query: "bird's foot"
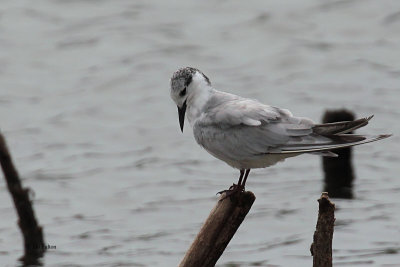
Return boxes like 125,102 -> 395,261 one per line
217,183 -> 245,200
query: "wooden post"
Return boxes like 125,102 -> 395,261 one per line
310,192 -> 335,267
322,109 -> 355,198
0,133 -> 45,265
179,191 -> 255,267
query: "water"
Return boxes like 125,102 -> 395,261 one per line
0,0 -> 399,266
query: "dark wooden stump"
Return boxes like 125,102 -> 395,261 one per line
179,191 -> 255,267
0,133 -> 45,265
322,109 -> 355,198
310,192 -> 335,267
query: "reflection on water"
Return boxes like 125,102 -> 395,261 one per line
0,0 -> 399,266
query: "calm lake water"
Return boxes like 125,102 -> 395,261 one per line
0,0 -> 399,266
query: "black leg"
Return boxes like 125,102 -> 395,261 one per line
237,169 -> 245,186
241,169 -> 251,188
217,169 -> 246,197
217,169 -> 249,200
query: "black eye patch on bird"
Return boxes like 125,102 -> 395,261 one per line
185,76 -> 192,87
179,88 -> 187,97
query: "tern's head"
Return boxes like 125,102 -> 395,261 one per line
170,67 -> 211,132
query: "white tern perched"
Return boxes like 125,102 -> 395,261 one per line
170,67 -> 391,195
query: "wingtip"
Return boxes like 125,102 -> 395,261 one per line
378,134 -> 392,139
366,115 -> 374,121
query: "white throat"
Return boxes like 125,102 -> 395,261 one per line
186,72 -> 214,127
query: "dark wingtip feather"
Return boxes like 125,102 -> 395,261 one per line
313,115 -> 375,135
377,134 -> 392,139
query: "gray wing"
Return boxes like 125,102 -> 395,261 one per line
194,92 -> 385,159
194,92 -> 315,158
200,91 -> 313,128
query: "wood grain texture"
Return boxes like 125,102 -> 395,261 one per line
310,192 -> 335,267
179,191 -> 255,267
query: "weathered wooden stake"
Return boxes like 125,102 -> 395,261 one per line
179,191 -> 255,267
0,132 -> 45,265
310,192 -> 335,267
322,109 -> 355,198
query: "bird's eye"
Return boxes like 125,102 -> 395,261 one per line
179,88 -> 187,97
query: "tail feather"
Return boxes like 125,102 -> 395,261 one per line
275,134 -> 391,154
312,115 -> 373,135
310,151 -> 338,157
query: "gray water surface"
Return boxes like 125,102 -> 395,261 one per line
0,0 -> 399,266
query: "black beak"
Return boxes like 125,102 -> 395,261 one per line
178,101 -> 187,132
